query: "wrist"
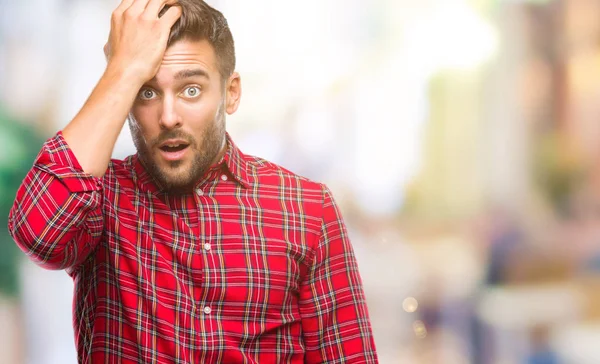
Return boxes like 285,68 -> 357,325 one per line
104,61 -> 147,89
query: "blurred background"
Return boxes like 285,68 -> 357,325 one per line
3,0 -> 600,362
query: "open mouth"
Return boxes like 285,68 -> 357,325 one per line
160,144 -> 189,152
158,142 -> 190,161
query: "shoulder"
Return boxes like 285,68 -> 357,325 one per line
243,153 -> 325,195
240,153 -> 343,214
103,156 -> 136,189
106,156 -> 132,176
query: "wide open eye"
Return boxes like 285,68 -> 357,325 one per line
182,86 -> 201,99
138,88 -> 157,100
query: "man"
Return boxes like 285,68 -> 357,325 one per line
9,0 -> 378,363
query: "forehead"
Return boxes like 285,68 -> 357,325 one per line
155,39 -> 219,81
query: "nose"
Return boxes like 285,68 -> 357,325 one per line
159,95 -> 182,130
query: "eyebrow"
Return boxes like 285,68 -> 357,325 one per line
174,69 -> 210,80
145,68 -> 210,86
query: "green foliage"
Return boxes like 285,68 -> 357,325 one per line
0,106 -> 44,297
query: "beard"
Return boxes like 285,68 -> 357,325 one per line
128,104 -> 226,194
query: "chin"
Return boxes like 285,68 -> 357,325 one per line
161,167 -> 192,183
161,176 -> 196,194
149,162 -> 191,189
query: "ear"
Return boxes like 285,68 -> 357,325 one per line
225,72 -> 241,115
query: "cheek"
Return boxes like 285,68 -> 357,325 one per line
131,105 -> 160,136
179,100 -> 220,127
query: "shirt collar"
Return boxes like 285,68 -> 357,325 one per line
221,132 -> 251,189
131,132 -> 251,195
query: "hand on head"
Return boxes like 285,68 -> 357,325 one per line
104,0 -> 182,83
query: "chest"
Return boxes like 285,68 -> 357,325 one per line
99,186 -> 317,308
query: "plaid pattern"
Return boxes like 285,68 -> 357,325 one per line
9,132 -> 378,363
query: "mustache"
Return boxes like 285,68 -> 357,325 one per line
152,130 -> 196,148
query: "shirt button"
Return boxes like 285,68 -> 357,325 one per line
220,174 -> 228,181
204,243 -> 211,251
203,306 -> 212,314
195,188 -> 204,196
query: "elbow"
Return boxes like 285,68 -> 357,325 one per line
8,218 -> 73,271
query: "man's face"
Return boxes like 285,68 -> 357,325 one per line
129,39 -> 239,193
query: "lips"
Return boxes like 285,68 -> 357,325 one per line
160,144 -> 188,152
158,140 -> 190,162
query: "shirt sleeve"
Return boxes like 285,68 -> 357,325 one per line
299,185 -> 378,363
7,131 -> 104,271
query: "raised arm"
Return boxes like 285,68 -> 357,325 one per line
8,0 -> 182,270
63,0 -> 182,177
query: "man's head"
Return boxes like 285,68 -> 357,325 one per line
129,0 -> 241,194
163,0 -> 235,83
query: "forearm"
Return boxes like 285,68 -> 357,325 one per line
62,65 -> 142,177
62,0 -> 183,178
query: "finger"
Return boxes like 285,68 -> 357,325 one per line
125,0 -> 152,15
111,0 -> 135,28
146,0 -> 177,18
159,5 -> 182,28
113,0 -> 136,15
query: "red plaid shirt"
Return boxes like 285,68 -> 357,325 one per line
9,132 -> 378,363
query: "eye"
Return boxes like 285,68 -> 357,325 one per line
182,86 -> 201,98
138,88 -> 157,100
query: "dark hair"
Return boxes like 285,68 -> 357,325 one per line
161,1 -> 235,82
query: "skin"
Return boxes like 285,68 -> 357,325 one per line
61,0 -> 241,186
129,39 -> 241,192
